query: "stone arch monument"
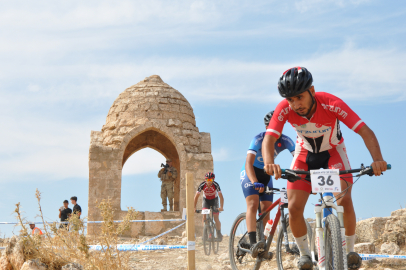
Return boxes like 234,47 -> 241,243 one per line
88,75 -> 213,236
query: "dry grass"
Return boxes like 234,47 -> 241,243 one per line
14,189 -> 138,270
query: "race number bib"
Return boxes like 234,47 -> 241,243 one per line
201,209 -> 211,215
310,169 -> 341,193
280,189 -> 288,203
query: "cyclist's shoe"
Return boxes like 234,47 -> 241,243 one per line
347,252 -> 362,269
260,251 -> 273,260
297,255 -> 313,270
250,241 -> 265,258
217,233 -> 223,242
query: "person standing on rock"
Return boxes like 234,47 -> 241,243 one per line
158,159 -> 177,212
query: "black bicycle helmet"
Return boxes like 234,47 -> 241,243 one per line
264,111 -> 274,127
278,67 -> 313,98
205,172 -> 215,179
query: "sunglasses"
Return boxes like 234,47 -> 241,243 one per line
206,178 -> 214,182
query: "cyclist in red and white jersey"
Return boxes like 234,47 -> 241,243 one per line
194,172 -> 224,241
263,67 -> 387,270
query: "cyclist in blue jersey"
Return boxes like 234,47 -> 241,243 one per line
240,111 -> 295,258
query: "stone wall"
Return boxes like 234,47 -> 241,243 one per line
88,75 -> 213,236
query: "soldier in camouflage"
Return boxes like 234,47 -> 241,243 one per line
158,159 -> 177,211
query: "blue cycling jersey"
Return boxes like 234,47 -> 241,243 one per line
242,132 -> 295,170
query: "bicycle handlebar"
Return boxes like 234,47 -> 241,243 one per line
277,163 -> 391,182
281,164 -> 391,175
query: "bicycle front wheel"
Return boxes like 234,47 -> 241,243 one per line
212,224 -> 220,254
203,224 -> 211,256
324,214 -> 344,270
229,212 -> 257,270
276,215 -> 313,270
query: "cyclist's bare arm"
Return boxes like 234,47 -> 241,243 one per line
218,193 -> 224,211
245,153 -> 264,192
193,192 -> 200,211
262,134 -> 282,179
357,125 -> 387,176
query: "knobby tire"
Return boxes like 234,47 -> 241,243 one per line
324,214 -> 344,270
212,222 -> 220,254
203,224 -> 211,256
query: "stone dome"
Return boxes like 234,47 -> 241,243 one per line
100,75 -> 198,148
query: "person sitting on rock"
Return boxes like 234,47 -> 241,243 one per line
194,172 -> 224,241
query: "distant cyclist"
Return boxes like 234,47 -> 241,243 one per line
194,172 -> 224,241
263,67 -> 387,269
240,111 -> 295,258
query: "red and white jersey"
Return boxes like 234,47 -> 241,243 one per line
196,181 -> 222,200
266,92 -> 365,153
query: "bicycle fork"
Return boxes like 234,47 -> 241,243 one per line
314,193 -> 348,270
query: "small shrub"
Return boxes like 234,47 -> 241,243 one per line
13,189 -> 138,270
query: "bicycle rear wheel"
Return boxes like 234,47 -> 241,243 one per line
229,213 -> 257,270
324,214 -> 344,270
276,215 -> 313,270
203,224 -> 211,256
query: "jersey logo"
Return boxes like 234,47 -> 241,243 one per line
331,163 -> 343,170
321,104 -> 348,119
278,107 -> 290,121
257,156 -> 263,163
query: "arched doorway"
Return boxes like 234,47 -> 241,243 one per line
122,129 -> 180,211
121,148 -> 166,211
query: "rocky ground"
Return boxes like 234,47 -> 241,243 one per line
3,208 -> 406,269
123,234 -> 406,270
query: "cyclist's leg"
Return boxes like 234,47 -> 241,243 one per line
202,198 -> 209,224
287,146 -> 311,238
259,178 -> 274,232
213,198 -> 221,231
329,144 -> 357,252
287,146 -> 313,266
241,169 -> 260,245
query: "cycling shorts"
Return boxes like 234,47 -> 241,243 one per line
202,197 -> 219,215
240,166 -> 273,202
288,142 -> 353,193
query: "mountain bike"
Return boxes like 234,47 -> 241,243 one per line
229,187 -> 313,270
280,163 -> 391,270
196,206 -> 221,255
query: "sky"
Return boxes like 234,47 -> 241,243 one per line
0,0 -> 405,238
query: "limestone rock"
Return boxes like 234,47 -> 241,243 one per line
181,237 -> 187,245
390,209 -> 406,217
0,256 -> 12,270
182,231 -> 186,237
4,236 -> 24,270
144,212 -> 164,235
355,217 -> 389,243
354,243 -> 375,254
381,216 -> 406,245
62,263 -> 84,270
381,242 -> 400,255
20,259 -> 47,270
155,238 -> 166,245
